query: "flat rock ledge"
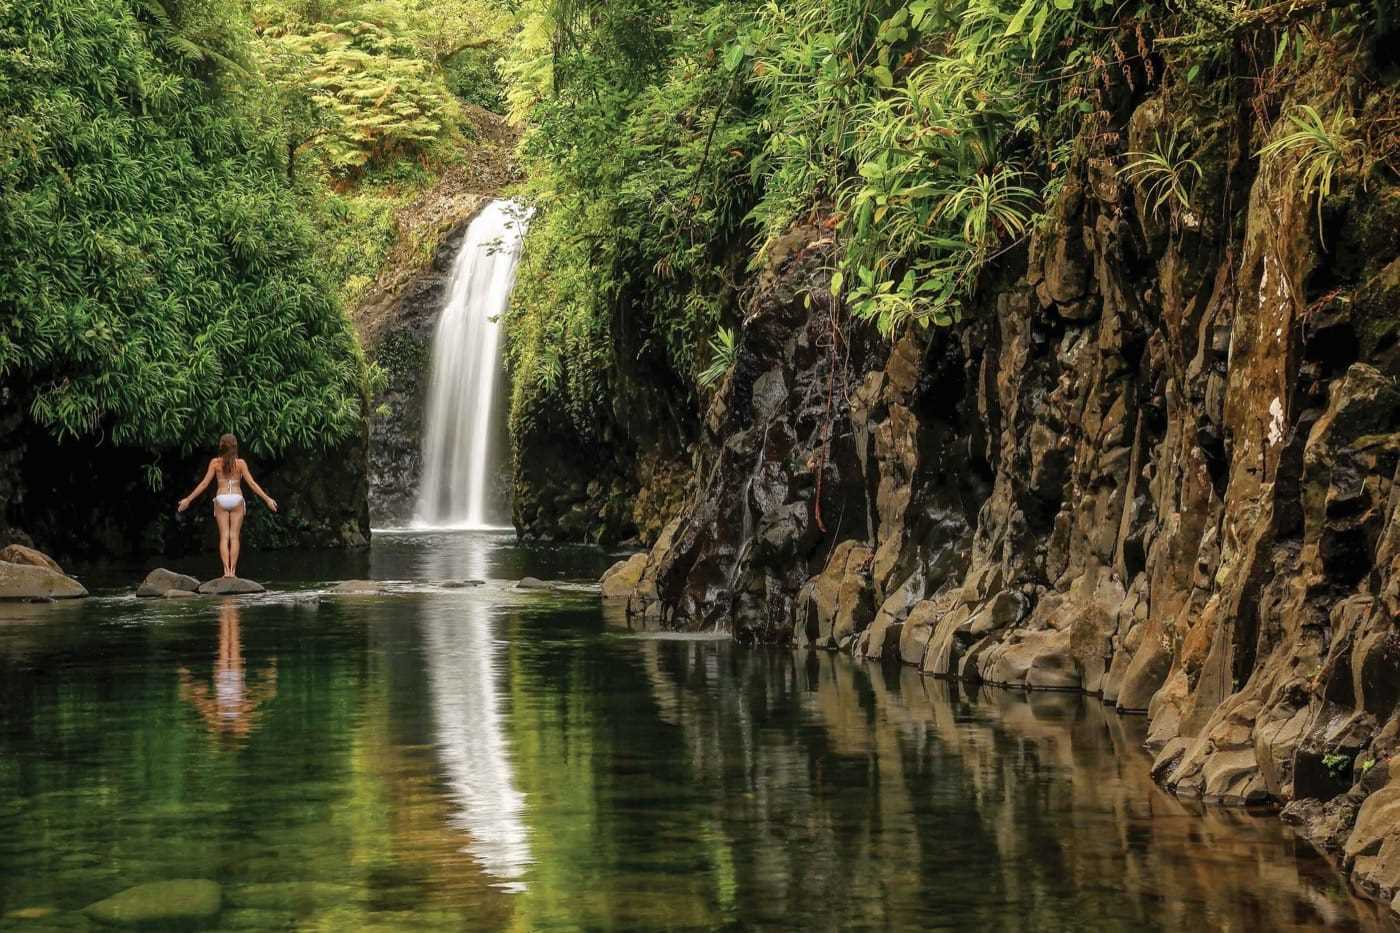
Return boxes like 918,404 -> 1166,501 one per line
83,879 -> 221,927
136,568 -> 200,597
197,577 -> 265,595
0,560 -> 87,601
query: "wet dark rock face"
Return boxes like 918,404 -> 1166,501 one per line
512,277 -> 697,547
619,68 -> 1400,912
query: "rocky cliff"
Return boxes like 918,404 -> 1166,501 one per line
614,33 -> 1400,914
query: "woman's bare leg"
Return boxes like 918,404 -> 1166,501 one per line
229,502 -> 246,578
214,506 -> 232,577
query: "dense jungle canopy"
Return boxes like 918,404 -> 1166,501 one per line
2,0 -> 1397,470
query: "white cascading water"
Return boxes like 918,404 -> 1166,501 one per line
423,597 -> 532,890
415,199 -> 530,529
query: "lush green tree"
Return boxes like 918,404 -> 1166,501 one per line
258,18 -> 456,176
0,0 -> 370,463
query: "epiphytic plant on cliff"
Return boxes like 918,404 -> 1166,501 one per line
1257,103 -> 1364,247
698,326 -> 738,387
1119,131 -> 1204,225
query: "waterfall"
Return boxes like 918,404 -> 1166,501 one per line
415,200 -> 529,529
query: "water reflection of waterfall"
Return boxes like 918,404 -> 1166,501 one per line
415,199 -> 530,529
422,579 -> 531,890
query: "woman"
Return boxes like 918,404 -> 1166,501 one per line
178,434 -> 278,578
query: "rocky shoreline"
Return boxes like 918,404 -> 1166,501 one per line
598,49 -> 1400,917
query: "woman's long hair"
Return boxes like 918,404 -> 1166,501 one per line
218,434 -> 238,478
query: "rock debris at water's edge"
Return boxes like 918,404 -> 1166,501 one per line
136,567 -> 200,597
598,66 -> 1400,917
0,546 -> 87,600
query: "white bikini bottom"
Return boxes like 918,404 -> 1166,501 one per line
215,494 -> 245,511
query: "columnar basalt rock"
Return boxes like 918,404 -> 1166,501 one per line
614,64 -> 1400,914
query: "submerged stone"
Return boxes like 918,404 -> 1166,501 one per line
4,906 -> 59,921
197,577 -> 265,595
214,907 -> 299,929
137,568 -> 200,597
0,562 -> 87,601
226,881 -> 357,912
439,579 -> 485,589
328,580 -> 386,595
83,879 -> 221,926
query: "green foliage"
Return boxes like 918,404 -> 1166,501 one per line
1322,751 -> 1352,779
257,18 -> 456,175
697,326 -> 737,387
504,0 -> 760,435
0,0 -> 369,456
501,0 -> 1131,440
1120,131 -> 1204,220
1257,103 -> 1364,247
748,0 -> 1122,334
443,44 -> 507,112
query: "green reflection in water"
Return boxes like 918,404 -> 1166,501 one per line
0,559 -> 1389,931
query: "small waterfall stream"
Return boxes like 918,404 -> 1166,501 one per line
415,200 -> 529,529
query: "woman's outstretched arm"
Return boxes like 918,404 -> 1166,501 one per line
178,460 -> 217,512
239,461 -> 278,512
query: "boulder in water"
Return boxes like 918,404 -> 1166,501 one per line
329,580 -> 386,595
0,544 -> 64,574
513,577 -> 553,591
600,554 -> 648,599
0,561 -> 87,601
137,568 -> 200,597
197,577 -> 265,595
83,879 -> 221,926
440,579 -> 485,589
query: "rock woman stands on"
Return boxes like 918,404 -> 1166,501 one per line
177,434 -> 278,578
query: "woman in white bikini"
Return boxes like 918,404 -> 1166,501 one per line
177,434 -> 278,578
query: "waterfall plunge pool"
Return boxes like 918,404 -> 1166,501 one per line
0,531 -> 1389,930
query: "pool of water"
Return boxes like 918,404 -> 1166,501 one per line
0,532 -> 1391,930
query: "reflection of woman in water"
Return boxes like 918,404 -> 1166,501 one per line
178,601 -> 277,739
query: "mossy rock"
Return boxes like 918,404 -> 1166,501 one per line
83,879 -> 221,927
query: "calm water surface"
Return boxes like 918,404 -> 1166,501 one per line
0,532 -> 1391,930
